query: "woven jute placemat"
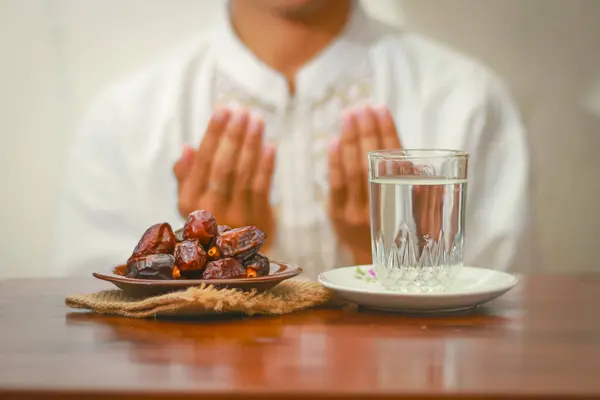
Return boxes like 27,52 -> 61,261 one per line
65,280 -> 340,318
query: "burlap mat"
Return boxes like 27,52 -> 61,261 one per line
65,280 -> 340,318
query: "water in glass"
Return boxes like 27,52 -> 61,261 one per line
369,175 -> 467,293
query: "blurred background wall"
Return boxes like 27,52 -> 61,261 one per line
0,0 -> 598,278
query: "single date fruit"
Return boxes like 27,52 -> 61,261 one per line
126,254 -> 175,280
129,223 -> 176,261
217,226 -> 265,259
174,240 -> 207,272
183,210 -> 218,244
202,258 -> 246,279
243,254 -> 270,278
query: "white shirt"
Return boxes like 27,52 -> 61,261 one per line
54,2 -> 533,279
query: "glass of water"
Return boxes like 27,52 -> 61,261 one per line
368,149 -> 469,293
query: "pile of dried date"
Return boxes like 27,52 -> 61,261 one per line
125,210 -> 269,280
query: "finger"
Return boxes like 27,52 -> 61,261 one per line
340,111 -> 366,207
420,184 -> 443,244
412,185 -> 422,238
233,114 -> 264,198
207,109 -> 249,202
375,159 -> 394,177
450,183 -> 461,241
328,137 -> 345,218
173,145 -> 195,183
250,146 -> 275,246
376,159 -> 387,177
180,109 -> 230,200
392,160 -> 415,176
251,144 -> 276,211
230,114 -> 263,225
355,106 -> 381,177
423,186 -> 434,242
253,144 -> 276,194
374,105 -> 402,149
430,185 -> 443,241
415,185 -> 431,248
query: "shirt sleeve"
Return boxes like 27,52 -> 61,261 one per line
53,96 -> 143,277
463,77 -> 536,272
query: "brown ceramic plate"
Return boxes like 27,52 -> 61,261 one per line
93,260 -> 302,297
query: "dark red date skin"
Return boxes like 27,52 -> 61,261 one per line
217,226 -> 266,260
183,210 -> 218,245
129,223 -> 176,262
202,258 -> 246,279
243,254 -> 270,277
174,240 -> 207,272
126,254 -> 175,280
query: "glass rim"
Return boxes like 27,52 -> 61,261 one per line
368,149 -> 469,159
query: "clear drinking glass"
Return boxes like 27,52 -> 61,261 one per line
368,149 -> 469,293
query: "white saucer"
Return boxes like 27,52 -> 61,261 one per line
318,265 -> 518,313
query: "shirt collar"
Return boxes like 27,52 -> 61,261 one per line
210,0 -> 379,108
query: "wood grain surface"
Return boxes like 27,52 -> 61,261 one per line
1,274 -> 600,399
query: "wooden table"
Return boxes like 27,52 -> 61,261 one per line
1,275 -> 600,399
